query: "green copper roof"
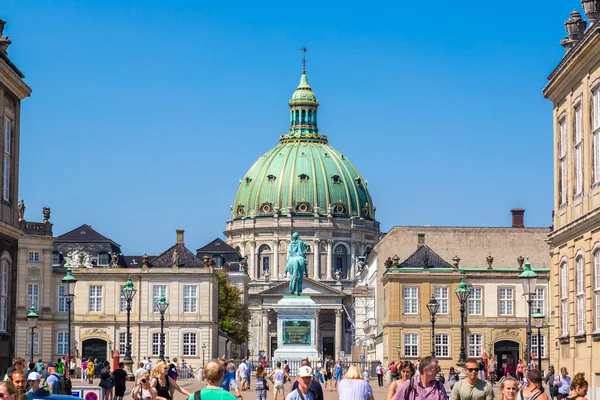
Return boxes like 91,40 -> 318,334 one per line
231,71 -> 375,221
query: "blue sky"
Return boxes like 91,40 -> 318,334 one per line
4,0 -> 571,254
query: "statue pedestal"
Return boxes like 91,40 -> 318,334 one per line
273,296 -> 320,361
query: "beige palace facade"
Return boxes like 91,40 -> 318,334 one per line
543,3 -> 600,391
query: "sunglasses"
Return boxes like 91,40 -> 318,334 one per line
466,368 -> 480,372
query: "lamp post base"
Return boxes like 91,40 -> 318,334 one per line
122,358 -> 135,381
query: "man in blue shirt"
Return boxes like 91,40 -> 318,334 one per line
553,367 -> 572,400
45,362 -> 61,394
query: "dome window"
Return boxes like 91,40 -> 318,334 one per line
260,203 -> 273,214
236,205 -> 245,216
267,175 -> 276,182
331,175 -> 341,184
299,174 -> 309,182
354,177 -> 363,186
295,202 -> 311,213
362,202 -> 370,216
333,203 -> 347,214
245,177 -> 252,184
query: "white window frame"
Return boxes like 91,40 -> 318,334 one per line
531,334 -> 546,359
533,287 -> 545,314
403,286 -> 418,315
403,333 -> 419,357
182,332 -> 197,356
97,253 -> 110,267
52,253 -> 61,267
118,332 -> 133,355
28,251 -> 40,263
183,285 -> 197,313
594,89 -> 600,183
595,251 -> 600,331
559,118 -> 567,204
152,285 -> 167,313
57,285 -> 67,313
151,332 -> 163,356
27,330 -> 40,355
56,332 -> 68,355
577,257 -> 585,334
27,283 -> 39,311
3,116 -> 11,202
434,286 -> 449,315
434,333 -> 449,358
467,287 -> 482,316
468,333 -> 483,358
0,260 -> 8,332
575,105 -> 583,195
88,285 -> 103,312
499,288 -> 514,316
561,263 -> 569,335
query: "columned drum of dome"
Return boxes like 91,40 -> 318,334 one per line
224,68 -> 380,361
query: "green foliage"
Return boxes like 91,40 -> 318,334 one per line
217,269 -> 249,344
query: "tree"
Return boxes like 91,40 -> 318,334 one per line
216,269 -> 249,344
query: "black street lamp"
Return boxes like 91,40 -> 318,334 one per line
454,278 -> 471,363
27,306 -> 38,363
62,268 -> 77,378
156,295 -> 169,361
519,258 -> 538,371
202,343 -> 207,368
533,310 -> 545,372
426,295 -> 440,357
121,278 -> 137,377
396,343 -> 401,360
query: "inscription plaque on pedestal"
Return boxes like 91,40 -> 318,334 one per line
282,320 -> 311,345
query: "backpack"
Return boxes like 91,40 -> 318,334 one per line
46,373 -> 72,395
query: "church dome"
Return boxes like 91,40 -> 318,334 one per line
231,72 -> 375,221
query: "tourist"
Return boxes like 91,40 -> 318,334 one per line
57,358 -> 64,376
26,372 -> 45,396
4,358 -> 25,381
0,381 -> 17,400
45,362 -> 62,395
516,360 -> 524,383
392,356 -> 446,400
254,366 -> 269,400
135,363 -> 148,381
499,377 -> 519,400
283,361 -> 290,379
87,357 -> 95,384
167,364 -> 178,382
112,362 -> 128,400
10,370 -> 25,399
291,359 -> 324,400
521,370 -> 548,400
188,360 -> 237,400
267,361 -> 287,400
450,359 -> 494,400
488,359 -> 497,386
146,359 -> 153,373
334,360 -> 343,390
553,368 -> 572,400
325,356 -> 334,391
376,362 -> 384,387
448,367 -> 458,390
219,359 -> 242,398
545,366 -> 556,400
286,366 -> 314,400
387,361 -> 415,400
337,365 -> 374,400
81,359 -> 88,382
237,359 -> 249,391
150,360 -> 190,400
363,368 -> 369,382
99,361 -> 114,400
245,358 -> 253,391
566,373 -> 588,400
389,362 -> 398,381
25,363 -> 35,391
36,359 -> 44,375
131,372 -> 158,400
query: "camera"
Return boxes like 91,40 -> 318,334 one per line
140,379 -> 147,383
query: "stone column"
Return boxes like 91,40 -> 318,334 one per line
326,240 -> 333,280
250,241 -> 256,279
262,310 -> 269,356
335,309 -> 343,358
313,239 -> 320,279
273,240 -> 279,280
314,311 -> 320,356
350,242 -> 356,279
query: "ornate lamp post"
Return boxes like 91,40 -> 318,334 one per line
121,278 -> 137,377
156,295 -> 169,361
455,278 -> 471,363
62,268 -> 77,378
202,343 -> 207,368
426,296 -> 440,356
396,343 -> 401,360
533,310 -> 545,371
27,306 -> 39,363
519,258 -> 538,371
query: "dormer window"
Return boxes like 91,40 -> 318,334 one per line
98,252 -> 110,267
52,252 -> 61,267
332,175 -> 341,184
299,174 -> 309,182
260,203 -> 273,214
333,203 -> 347,214
236,205 -> 245,216
355,177 -> 363,186
245,177 -> 252,184
295,202 -> 311,213
267,175 -> 276,182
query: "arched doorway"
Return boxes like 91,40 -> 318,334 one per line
493,340 -> 519,377
82,339 -> 107,377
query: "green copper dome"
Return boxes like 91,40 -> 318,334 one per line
231,72 -> 375,221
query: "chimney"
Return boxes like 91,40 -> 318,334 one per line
511,209 -> 525,228
176,229 -> 185,245
417,233 -> 425,246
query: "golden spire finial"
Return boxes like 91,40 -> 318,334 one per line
298,45 -> 309,74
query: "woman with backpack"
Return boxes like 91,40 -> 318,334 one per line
99,361 -> 114,400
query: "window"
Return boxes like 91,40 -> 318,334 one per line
299,174 -> 309,182
575,105 -> 583,195
559,118 -> 567,204
151,332 -> 164,356
56,332 -> 68,355
577,257 -> 585,334
533,288 -> 545,314
27,331 -> 40,355
404,333 -> 418,357
182,333 -> 197,356
468,288 -> 482,315
152,285 -> 167,313
332,175 -> 341,184
98,253 -> 109,267
468,334 -> 483,358
0,260 -> 8,332
561,263 -> 569,335
434,286 -> 449,314
595,252 -> 600,331
594,89 -> 600,183
28,252 -> 40,262
531,335 -> 546,359
499,288 -> 514,316
183,285 -> 197,313
118,332 -> 133,355
403,287 -> 418,315
434,334 -> 449,358
57,285 -> 67,313
27,284 -> 39,310
88,285 -> 103,312
3,117 -> 11,202
52,252 -> 61,267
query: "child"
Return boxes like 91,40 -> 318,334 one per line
363,367 -> 369,381
254,366 -> 268,400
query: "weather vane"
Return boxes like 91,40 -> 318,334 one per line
298,45 -> 310,74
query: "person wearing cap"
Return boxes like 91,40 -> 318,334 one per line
45,362 -> 61,395
291,360 -> 323,400
26,372 -> 47,396
286,366 -> 315,400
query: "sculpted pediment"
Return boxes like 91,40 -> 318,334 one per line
257,278 -> 347,297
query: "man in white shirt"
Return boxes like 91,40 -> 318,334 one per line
268,361 -> 288,400
237,360 -> 249,391
134,363 -> 147,380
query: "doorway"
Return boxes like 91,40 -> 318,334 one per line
493,340 -> 519,377
82,339 -> 107,377
322,337 -> 334,359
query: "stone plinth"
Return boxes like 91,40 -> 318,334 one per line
273,296 -> 319,361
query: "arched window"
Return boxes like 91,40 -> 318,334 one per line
334,245 -> 348,279
295,110 -> 299,124
308,110 -> 313,124
301,110 -> 306,124
0,259 -> 9,332
258,245 -> 271,278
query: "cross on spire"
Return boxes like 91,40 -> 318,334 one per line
299,45 -> 310,74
